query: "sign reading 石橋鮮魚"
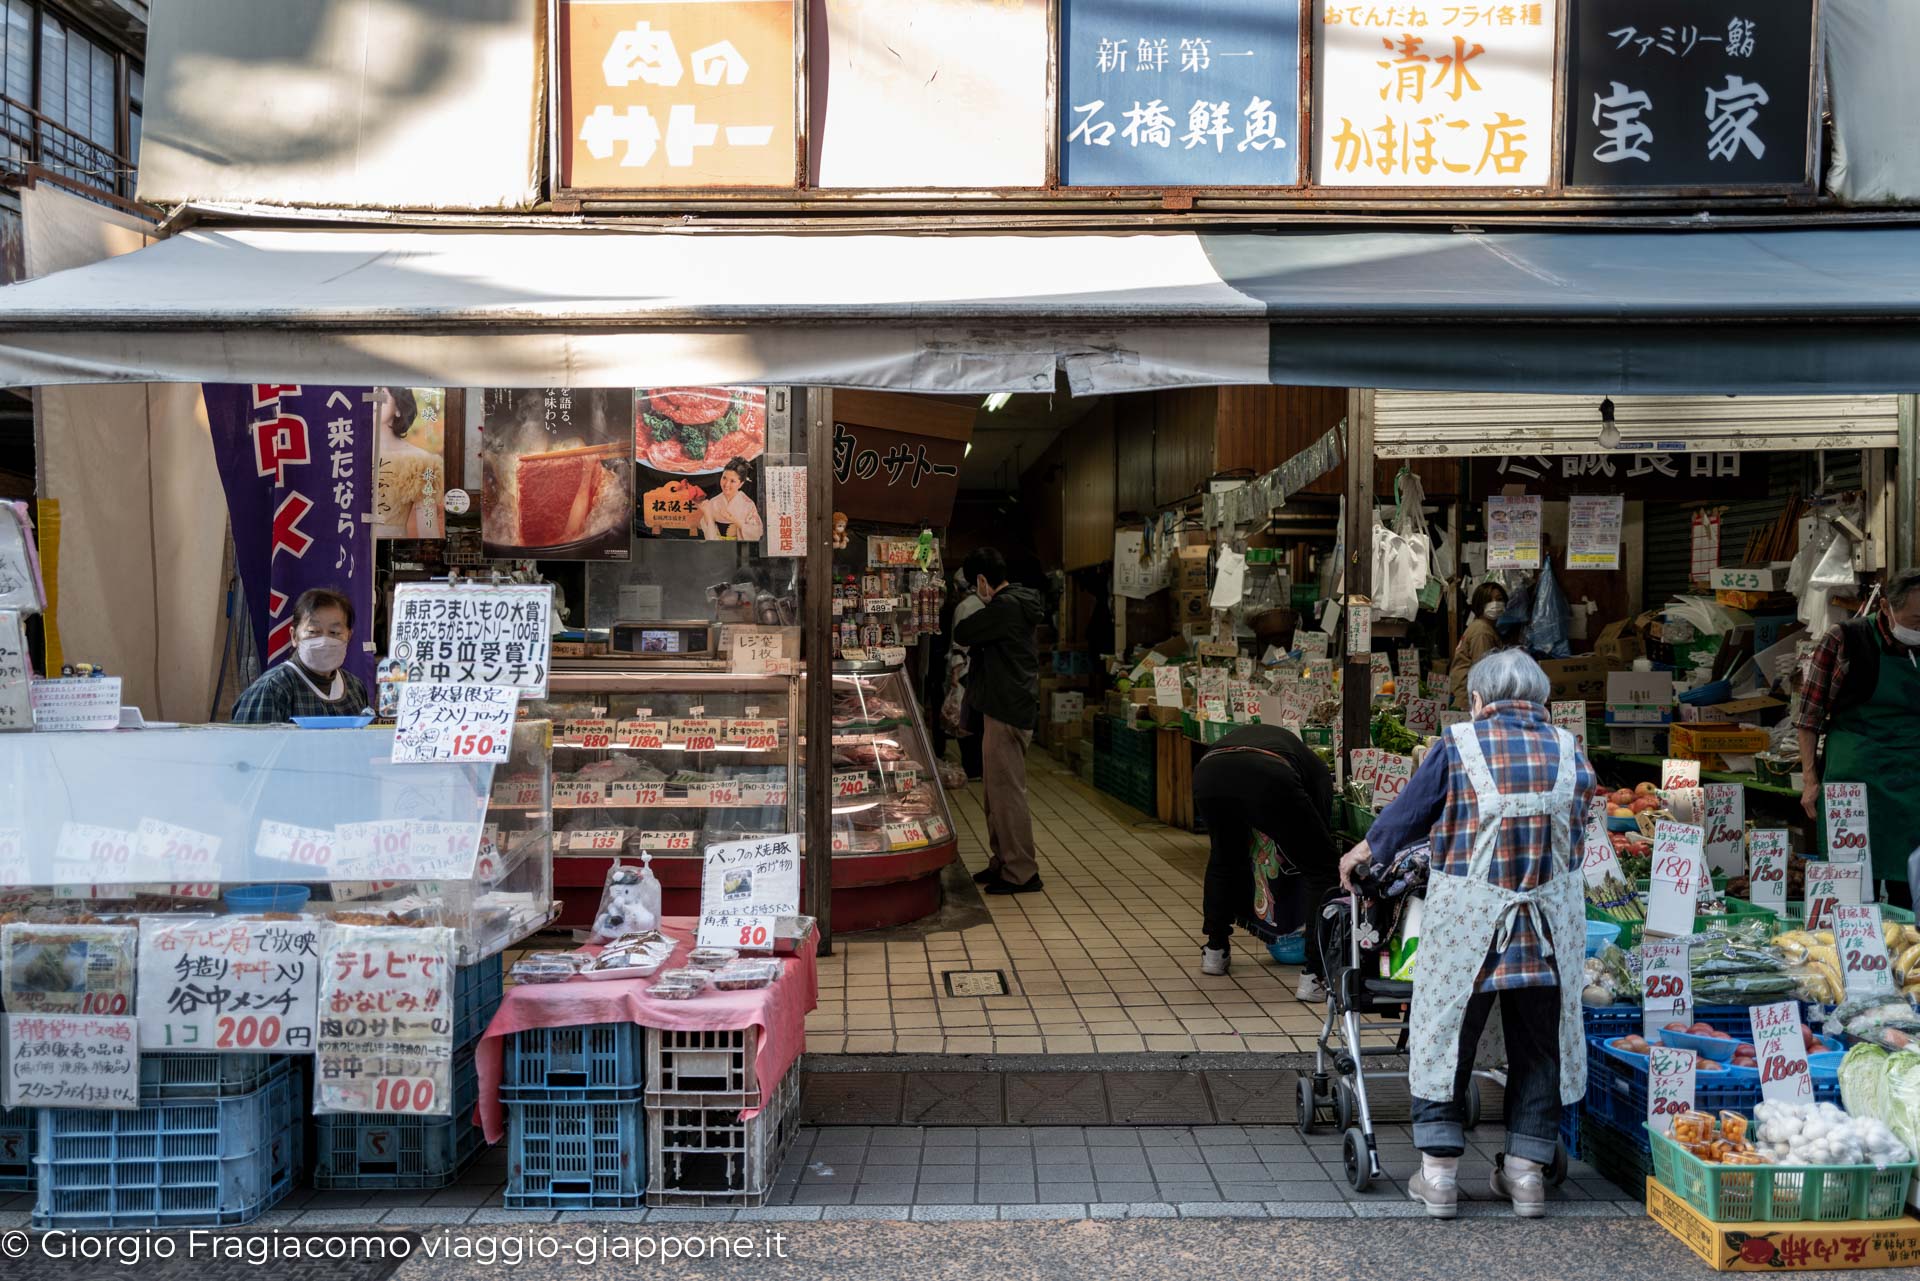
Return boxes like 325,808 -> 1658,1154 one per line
1060,0 -> 1300,187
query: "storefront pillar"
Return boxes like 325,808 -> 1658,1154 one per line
802,387 -> 836,955
1340,389 -> 1375,783
1899,393 -> 1917,573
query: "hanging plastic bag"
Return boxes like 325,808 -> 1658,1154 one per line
1373,524 -> 1421,620
1391,470 -> 1438,611
1530,562 -> 1573,658
590,861 -> 661,944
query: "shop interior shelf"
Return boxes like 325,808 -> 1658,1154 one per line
505,1099 -> 646,1210
313,1046 -> 481,1190
501,1022 -> 648,1102
1648,1128 -> 1915,1223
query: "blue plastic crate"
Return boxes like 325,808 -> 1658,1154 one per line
138,1052 -> 280,1100
454,955 -> 505,1049
313,1045 -> 481,1190
0,1106 -> 33,1192
1583,1036 -> 1839,1157
505,1099 -> 646,1209
1560,1100 -> 1583,1163
34,1058 -> 299,1230
1581,1003 -> 1820,1044
501,1023 -> 647,1102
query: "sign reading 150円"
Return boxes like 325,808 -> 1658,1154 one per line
560,0 -> 797,190
1314,1 -> 1558,187
1060,0 -> 1301,187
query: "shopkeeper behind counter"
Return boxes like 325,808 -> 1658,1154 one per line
1796,567 -> 1920,905
1448,582 -> 1509,711
231,588 -> 372,723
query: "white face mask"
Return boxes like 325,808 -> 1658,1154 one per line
298,635 -> 348,674
1893,621 -> 1920,648
1483,601 -> 1506,621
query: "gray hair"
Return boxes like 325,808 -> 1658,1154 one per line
1889,568 -> 1920,611
1467,648 -> 1551,707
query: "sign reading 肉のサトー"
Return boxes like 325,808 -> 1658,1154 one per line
388,582 -> 554,699
1060,0 -> 1300,187
558,0 -> 797,190
316,925 -> 456,1117
1313,0 -> 1558,187
1566,0 -> 1816,190
137,917 -> 322,1053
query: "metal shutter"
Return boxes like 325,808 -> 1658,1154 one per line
1375,393 -> 1899,457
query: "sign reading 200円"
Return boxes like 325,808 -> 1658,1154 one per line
1061,0 -> 1301,187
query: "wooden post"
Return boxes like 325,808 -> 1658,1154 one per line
1341,390 -> 1376,784
802,387 -> 836,955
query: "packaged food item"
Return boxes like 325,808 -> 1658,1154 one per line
511,954 -> 583,985
650,968 -> 711,1000
1717,1111 -> 1749,1144
1672,1111 -> 1716,1145
1724,1151 -> 1774,1165
710,959 -> 782,990
585,934 -> 675,977
686,947 -> 738,970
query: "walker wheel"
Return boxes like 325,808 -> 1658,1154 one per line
1342,1127 -> 1375,1192
1548,1140 -> 1568,1188
1334,1081 -> 1356,1133
1296,1076 -> 1320,1136
1463,1078 -> 1483,1130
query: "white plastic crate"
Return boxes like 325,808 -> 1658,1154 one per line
645,1025 -> 763,1108
645,1060 -> 801,1208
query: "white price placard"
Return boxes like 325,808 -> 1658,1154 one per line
315,925 -> 456,1117
606,779 -> 665,807
1549,701 -> 1587,751
553,779 -> 608,808
1823,782 -> 1871,873
1702,784 -> 1746,878
1349,748 -> 1382,792
392,683 -> 518,764
1751,1000 -> 1815,1105
1370,753 -> 1415,812
1646,820 -> 1705,939
1804,860 -> 1864,931
29,676 -> 121,731
1345,600 -> 1372,655
1747,829 -> 1790,915
696,833 -> 800,951
1406,698 -> 1441,736
1580,800 -> 1625,890
618,719 -> 669,750
389,581 -> 553,698
1151,664 -> 1183,708
1661,759 -> 1702,792
1833,902 -> 1897,998
5,1014 -> 140,1109
137,917 -> 321,1053
1647,1044 -> 1697,1136
1641,938 -> 1693,1039
256,819 -> 335,872
569,829 -> 628,853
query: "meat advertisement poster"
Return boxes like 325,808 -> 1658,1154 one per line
479,388 -> 633,561
633,386 -> 769,542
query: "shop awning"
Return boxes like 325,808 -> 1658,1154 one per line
4,221 -> 1920,394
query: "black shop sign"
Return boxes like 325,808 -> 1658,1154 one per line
1566,0 -> 1816,190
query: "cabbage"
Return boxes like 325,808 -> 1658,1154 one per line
1886,1054 -> 1920,1158
1841,1043 -> 1890,1121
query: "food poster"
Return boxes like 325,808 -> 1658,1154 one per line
634,386 -> 769,541
371,387 -> 447,540
479,388 -> 633,560
2,923 -> 136,1016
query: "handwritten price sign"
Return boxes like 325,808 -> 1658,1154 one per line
1702,784 -> 1745,878
1747,829 -> 1789,915
1823,782 -> 1871,873
1406,698 -> 1441,736
1662,759 -> 1702,792
1804,860 -> 1864,931
1370,753 -> 1415,812
1550,701 -> 1587,751
1647,1045 -> 1697,1135
1751,1000 -> 1814,1105
1646,820 -> 1705,939
1641,938 -> 1693,1040
391,683 -> 518,764
1834,902 -> 1897,998
1580,799 -> 1625,888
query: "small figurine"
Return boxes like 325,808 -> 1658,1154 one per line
831,511 -> 850,550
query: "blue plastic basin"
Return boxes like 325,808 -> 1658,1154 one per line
1585,920 -> 1622,958
223,884 -> 311,914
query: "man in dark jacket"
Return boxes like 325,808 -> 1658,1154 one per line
954,547 -> 1048,894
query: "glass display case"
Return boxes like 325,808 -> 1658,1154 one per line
826,665 -> 955,856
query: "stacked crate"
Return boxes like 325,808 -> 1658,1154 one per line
644,1026 -> 802,1208
312,953 -> 504,1191
1092,716 -> 1157,814
501,1022 -> 648,1209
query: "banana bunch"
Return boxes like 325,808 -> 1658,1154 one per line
1775,929 -> 1845,1005
1894,924 -> 1920,999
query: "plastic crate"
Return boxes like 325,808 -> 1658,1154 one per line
1785,901 -> 1916,926
646,1059 -> 802,1208
1582,1115 -> 1652,1199
1585,1037 -> 1839,1155
454,954 -> 506,1049
34,1058 -> 299,1230
138,1052 -> 280,1100
1648,1128 -> 1916,1223
1581,1002 -> 1823,1043
647,1026 -> 763,1107
0,1106 -> 33,1192
505,1099 -> 646,1209
502,1022 -> 648,1102
1560,1100 -> 1583,1162
313,1046 -> 481,1190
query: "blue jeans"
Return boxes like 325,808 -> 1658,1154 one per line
1411,983 -> 1561,1166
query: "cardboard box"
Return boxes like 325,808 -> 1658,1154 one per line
1607,671 -> 1675,707
1694,695 -> 1787,727
1606,703 -> 1674,726
1594,615 -> 1651,667
1539,656 -> 1608,704
1645,1176 -> 1920,1272
1148,705 -> 1183,727
1608,725 -> 1668,754
1175,590 -> 1210,624
1129,685 -> 1155,705
1175,546 -> 1211,591
1670,722 -> 1772,768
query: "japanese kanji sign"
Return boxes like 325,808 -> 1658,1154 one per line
762,463 -> 806,557
4,1014 -> 139,1110
388,582 -> 554,699
1485,494 -> 1542,569
696,833 -> 800,950
205,384 -> 378,695
1478,449 -> 1769,499
137,917 -> 322,1054
560,0 -> 797,190
1314,1 -> 1558,187
391,683 -> 520,765
830,421 -> 966,525
315,925 -> 456,1116
1061,0 -> 1300,187
1567,0 -> 1815,189
0,610 -> 26,732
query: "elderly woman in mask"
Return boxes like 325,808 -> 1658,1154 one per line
231,588 -> 371,723
1448,582 -> 1509,710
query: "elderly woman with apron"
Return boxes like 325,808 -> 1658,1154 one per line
1341,649 -> 1595,1219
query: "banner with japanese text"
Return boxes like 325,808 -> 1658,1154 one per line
1313,1 -> 1558,186
1061,0 -> 1300,186
315,925 -> 456,1116
204,384 -> 377,694
831,421 -> 964,525
137,917 -> 322,1054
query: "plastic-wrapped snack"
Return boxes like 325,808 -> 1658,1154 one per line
1672,1111 -> 1715,1145
686,947 -> 738,970
511,955 -> 583,985
650,967 -> 711,1000
1717,1111 -> 1749,1144
710,959 -> 782,991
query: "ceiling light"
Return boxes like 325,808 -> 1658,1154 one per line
982,392 -> 1012,412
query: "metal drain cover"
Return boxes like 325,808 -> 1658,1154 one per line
942,969 -> 1009,997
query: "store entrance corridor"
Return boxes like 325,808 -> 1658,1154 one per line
806,753 -> 1324,1057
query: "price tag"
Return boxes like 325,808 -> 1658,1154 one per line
167,883 -> 221,900
874,646 -> 908,667
1395,647 -> 1422,695
1235,657 -> 1253,680
726,719 -> 781,751
885,820 -> 929,849
561,718 -> 615,749
134,818 -> 222,882
1834,902 -> 1898,997
391,683 -> 518,764
257,819 -> 334,871
742,784 -> 788,807
1747,829 -> 1790,915
1370,753 -> 1415,811
1661,759 -> 1702,792
894,768 -> 920,792
1647,1045 -> 1697,1136
1641,938 -> 1693,1039
1823,782 -> 1871,878
1751,1000 -> 1815,1105
606,779 -> 665,807
1804,860 -> 1864,931
637,830 -> 697,853
1702,784 -> 1745,877
833,771 -> 870,799
1198,693 -> 1228,723
842,648 -> 868,662
1549,701 -> 1587,751
1345,599 -> 1372,654
553,779 -> 607,808
568,830 -> 627,853
618,719 -> 669,750
1349,748 -> 1382,791
53,822 -> 136,887
1368,651 -> 1392,697
490,776 -> 542,808
1646,820 -> 1705,939
672,719 -> 722,751
1229,683 -> 1258,724
1580,799 -> 1626,890
1406,698 -> 1441,737
689,782 -> 745,808
1152,665 -> 1183,708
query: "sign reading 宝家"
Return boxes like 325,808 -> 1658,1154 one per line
696,833 -> 801,950
389,582 -> 554,699
1314,0 -> 1558,187
316,925 -> 456,1117
1567,0 -> 1815,190
4,1014 -> 139,1110
391,684 -> 520,765
1061,0 -> 1300,187
137,917 -> 322,1053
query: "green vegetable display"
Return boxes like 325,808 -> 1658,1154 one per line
1370,708 -> 1420,755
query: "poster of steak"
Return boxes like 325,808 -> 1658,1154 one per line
479,388 -> 633,561
633,386 -> 768,542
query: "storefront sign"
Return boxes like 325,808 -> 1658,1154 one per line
831,421 -> 964,526
137,917 -> 322,1053
1485,495 -> 1542,569
696,833 -> 800,949
1647,1044 -> 1696,1135
1747,828 -> 1789,914
1567,0 -> 1815,190
1314,0 -> 1558,187
1566,494 -> 1623,569
763,464 -> 806,557
1702,783 -> 1745,877
391,683 -> 519,765
28,676 -> 120,732
1484,450 -> 1767,500
1061,0 -> 1300,187
1833,903 -> 1897,999
558,0 -> 797,190
1646,819 -> 1704,938
389,582 -> 554,698
204,384 -> 377,693
4,1014 -> 139,1110
1751,999 -> 1813,1105
316,925 -> 456,1117
1804,860 -> 1864,931
1641,937 -> 1693,1039
1550,700 -> 1587,750
1823,782 -> 1870,873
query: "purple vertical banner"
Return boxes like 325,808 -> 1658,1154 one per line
204,384 -> 377,692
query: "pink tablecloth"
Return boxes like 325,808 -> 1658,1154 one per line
476,916 -> 818,1144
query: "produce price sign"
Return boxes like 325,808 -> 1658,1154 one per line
1349,748 -> 1382,791
696,834 -> 800,951
1406,698 -> 1441,736
1823,782 -> 1870,872
3,1014 -> 139,1110
1747,829 -> 1789,915
1832,903 -> 1897,998
1750,1000 -> 1814,1105
392,683 -> 518,764
1702,784 -> 1746,878
1580,800 -> 1626,889
1647,1044 -> 1697,1135
315,926 -> 455,1117
1550,701 -> 1587,750
1804,861 -> 1864,931
1662,759 -> 1702,792
1641,938 -> 1693,1041
1370,753 -> 1415,812
1150,665 -> 1183,708
137,917 -> 321,1053
1646,820 -> 1705,939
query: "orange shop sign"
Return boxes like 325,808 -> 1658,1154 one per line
559,0 -> 797,190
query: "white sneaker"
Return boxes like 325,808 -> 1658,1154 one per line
1296,974 -> 1327,1002
1201,946 -> 1230,976
1407,1169 -> 1459,1219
